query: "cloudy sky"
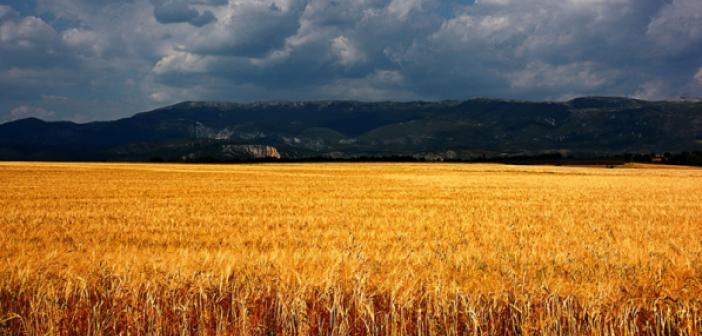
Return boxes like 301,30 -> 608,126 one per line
1,0 -> 701,122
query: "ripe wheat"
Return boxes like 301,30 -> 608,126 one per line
0,162 -> 701,335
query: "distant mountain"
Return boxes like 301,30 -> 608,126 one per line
1,97 -> 701,161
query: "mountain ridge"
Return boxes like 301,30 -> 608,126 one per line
1,97 -> 701,161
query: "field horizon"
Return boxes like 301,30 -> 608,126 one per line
1,162 -> 701,335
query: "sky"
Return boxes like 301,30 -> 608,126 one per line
1,0 -> 702,122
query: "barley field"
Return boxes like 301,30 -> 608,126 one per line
0,162 -> 701,335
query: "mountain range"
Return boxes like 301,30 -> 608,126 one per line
1,97 -> 701,162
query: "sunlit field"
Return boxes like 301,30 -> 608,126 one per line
1,162 -> 701,335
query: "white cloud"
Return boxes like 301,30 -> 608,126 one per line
0,15 -> 56,44
510,61 -> 613,91
181,0 -> 304,58
153,51 -> 210,74
633,80 -> 668,101
320,69 -> 413,100
331,35 -> 365,66
647,0 -> 702,55
61,28 -> 113,58
695,68 -> 702,84
9,105 -> 55,120
387,0 -> 424,20
0,5 -> 17,21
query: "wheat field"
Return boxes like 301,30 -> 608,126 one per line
0,162 -> 701,335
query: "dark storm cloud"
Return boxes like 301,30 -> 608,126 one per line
1,0 -> 702,122
152,0 -> 217,27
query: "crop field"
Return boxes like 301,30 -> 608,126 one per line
0,162 -> 701,335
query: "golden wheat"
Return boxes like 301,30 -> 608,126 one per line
0,162 -> 701,335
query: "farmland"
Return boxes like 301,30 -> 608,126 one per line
0,162 -> 701,335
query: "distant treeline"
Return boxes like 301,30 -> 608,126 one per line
159,151 -> 702,167
631,151 -> 702,166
